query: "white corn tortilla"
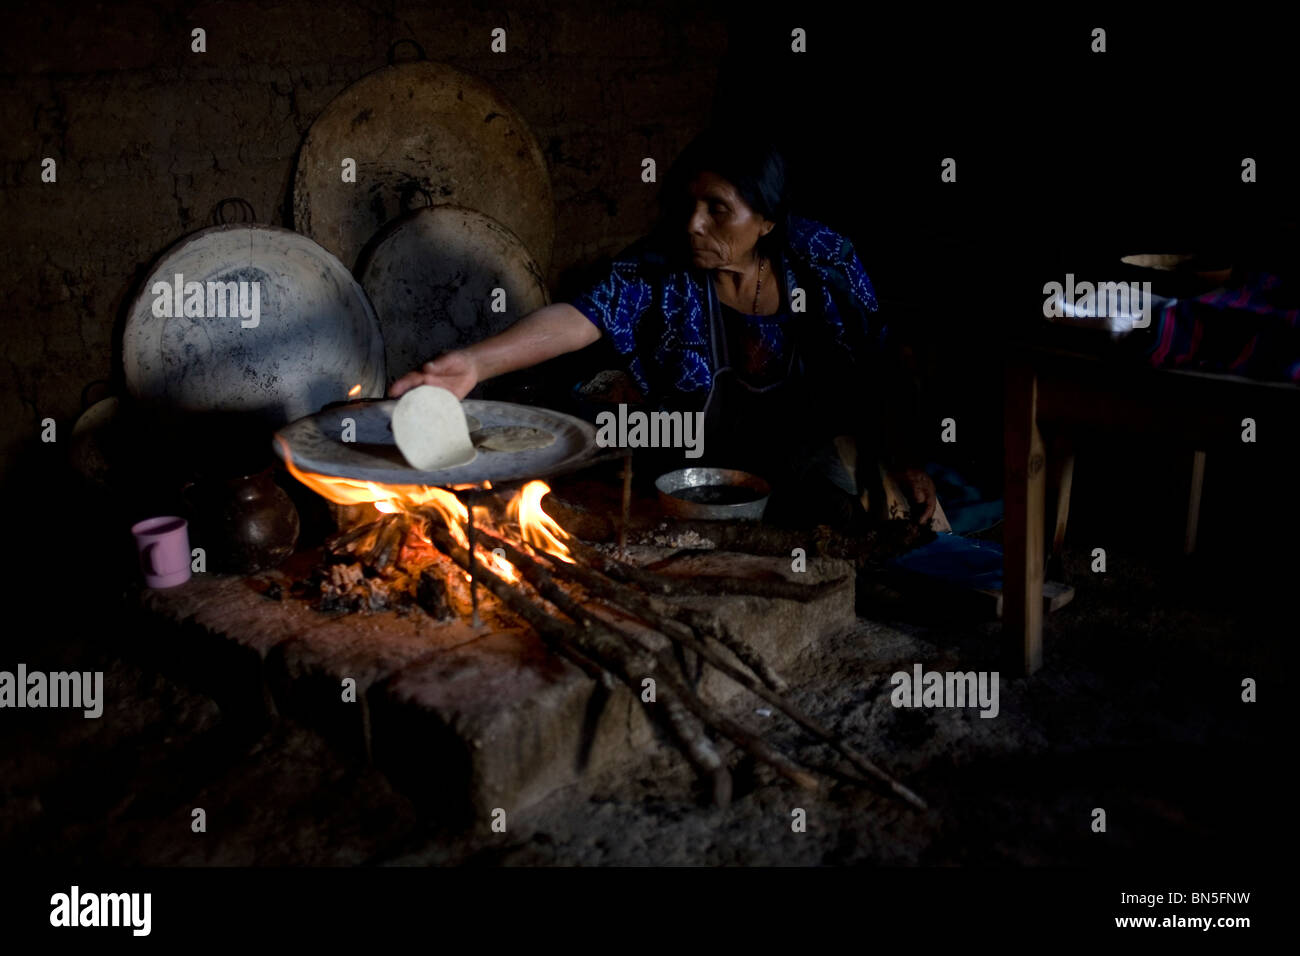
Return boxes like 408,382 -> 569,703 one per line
391,385 -> 477,470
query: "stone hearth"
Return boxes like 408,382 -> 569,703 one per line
138,546 -> 854,821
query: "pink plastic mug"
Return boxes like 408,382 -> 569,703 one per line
131,516 -> 192,588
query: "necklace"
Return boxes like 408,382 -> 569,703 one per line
752,256 -> 766,314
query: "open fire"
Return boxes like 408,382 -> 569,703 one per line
271,437 -> 925,810
277,434 -> 570,591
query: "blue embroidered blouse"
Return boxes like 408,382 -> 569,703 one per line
569,214 -> 886,408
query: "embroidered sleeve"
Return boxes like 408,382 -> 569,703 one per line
569,260 -> 654,358
809,239 -> 886,358
840,242 -> 878,311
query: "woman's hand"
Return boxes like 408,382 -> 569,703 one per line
893,466 -> 937,526
388,351 -> 480,400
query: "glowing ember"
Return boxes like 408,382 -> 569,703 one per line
348,384 -> 362,397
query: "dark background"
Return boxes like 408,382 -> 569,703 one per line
4,2 -> 1295,546
0,2 -> 1290,702
0,8 -> 1294,627
717,7 -> 1298,550
0,0 -> 1290,885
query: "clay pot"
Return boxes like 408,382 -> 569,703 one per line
186,468 -> 300,573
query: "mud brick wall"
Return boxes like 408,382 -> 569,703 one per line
0,0 -> 729,490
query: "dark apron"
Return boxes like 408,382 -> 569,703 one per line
697,263 -> 816,487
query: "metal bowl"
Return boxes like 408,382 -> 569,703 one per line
655,468 -> 771,521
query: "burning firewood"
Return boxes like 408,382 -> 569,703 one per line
470,528 -> 818,793
370,516 -> 405,571
427,521 -> 925,809
328,563 -> 364,590
325,515 -> 389,553
416,567 -> 454,622
473,525 -> 924,809
423,522 -> 742,804
290,467 -> 926,809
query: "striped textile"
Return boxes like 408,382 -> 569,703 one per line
1142,272 -> 1300,382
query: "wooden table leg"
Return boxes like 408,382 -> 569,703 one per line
1004,360 -> 1046,675
1048,434 -> 1075,580
1185,449 -> 1206,555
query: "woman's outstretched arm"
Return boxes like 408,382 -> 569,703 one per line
388,302 -> 602,399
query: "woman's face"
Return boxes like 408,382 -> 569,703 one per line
685,171 -> 774,270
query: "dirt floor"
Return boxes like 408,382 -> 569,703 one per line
0,517 -> 1280,866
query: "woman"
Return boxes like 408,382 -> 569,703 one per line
391,126 -> 942,527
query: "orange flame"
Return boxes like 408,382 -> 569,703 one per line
274,437 -> 575,584
509,480 -> 573,563
348,384 -> 362,397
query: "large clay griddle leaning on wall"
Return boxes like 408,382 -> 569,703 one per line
292,53 -> 555,273
357,205 -> 550,379
122,223 -> 387,429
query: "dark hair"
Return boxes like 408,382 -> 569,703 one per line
653,126 -> 790,265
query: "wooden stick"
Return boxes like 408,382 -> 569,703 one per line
615,517 -> 934,566
1184,448 -> 1206,555
461,527 -> 816,793
475,524 -> 773,686
358,513 -> 397,554
479,526 -> 925,809
436,527 -> 703,717
565,535 -> 850,603
425,524 -> 650,677
641,644 -> 818,791
396,514 -> 430,574
369,514 -> 405,570
326,514 -> 388,552
425,525 -> 630,689
639,602 -> 924,807
618,454 -> 632,561
657,682 -> 731,807
463,494 -> 481,628
427,524 -> 755,801
671,607 -> 789,693
428,514 -> 922,808
416,566 -> 454,621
